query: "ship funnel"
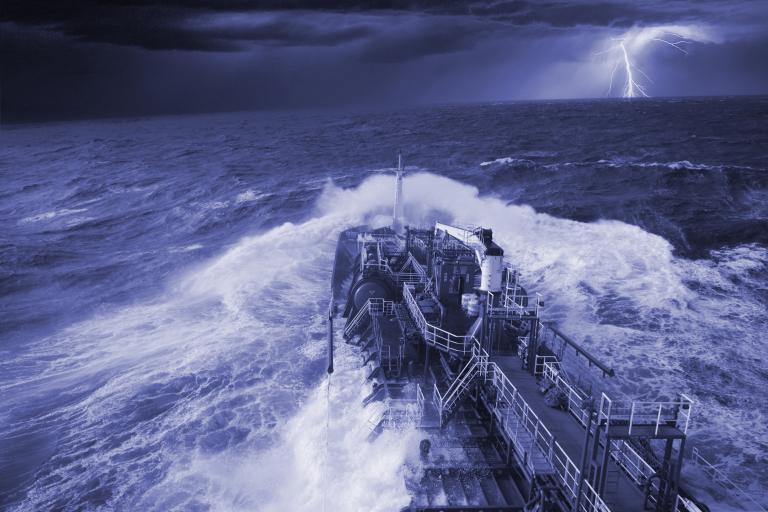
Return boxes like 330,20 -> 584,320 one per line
393,152 -> 405,232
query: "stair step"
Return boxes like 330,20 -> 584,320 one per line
441,472 -> 468,506
478,474 -> 506,506
459,472 -> 488,506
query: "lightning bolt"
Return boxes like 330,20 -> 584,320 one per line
619,40 -> 648,98
597,29 -> 695,98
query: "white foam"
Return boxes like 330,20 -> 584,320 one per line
480,156 -> 535,167
235,189 -> 268,204
5,172 -> 765,510
169,243 -> 204,253
20,207 -> 89,224
152,344 -> 420,512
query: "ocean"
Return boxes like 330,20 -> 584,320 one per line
1,96 -> 766,511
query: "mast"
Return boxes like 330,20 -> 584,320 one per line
393,151 -> 404,232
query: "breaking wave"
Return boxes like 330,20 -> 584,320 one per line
481,156 -> 762,172
2,172 -> 765,510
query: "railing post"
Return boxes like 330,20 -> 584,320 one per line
655,403 -> 663,436
628,402 -> 635,436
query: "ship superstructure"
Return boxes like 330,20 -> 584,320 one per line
327,159 -> 724,512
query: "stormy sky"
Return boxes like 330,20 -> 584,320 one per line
2,0 -> 768,122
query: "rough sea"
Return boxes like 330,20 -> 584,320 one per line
1,97 -> 767,511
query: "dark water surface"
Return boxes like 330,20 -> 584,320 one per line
1,97 -> 766,510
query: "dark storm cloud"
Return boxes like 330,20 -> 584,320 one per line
357,16 -> 493,62
2,0 -> 767,122
477,1 -> 699,28
1,3 -> 380,52
0,0 -> 733,54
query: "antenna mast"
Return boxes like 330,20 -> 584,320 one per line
393,151 -> 404,232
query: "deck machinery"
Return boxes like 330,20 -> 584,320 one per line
328,164 -> 709,512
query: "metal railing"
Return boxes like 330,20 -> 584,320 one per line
362,249 -> 428,287
598,393 -> 694,436
540,362 -> 696,510
609,439 -> 659,495
344,297 -> 395,338
579,480 -> 612,512
534,355 -> 560,376
491,291 -> 543,318
398,252 -> 427,276
689,447 -> 768,512
517,335 -> 529,360
416,384 -> 425,416
428,338 -> 614,510
484,359 -> 556,476
367,398 -> 423,433
403,283 -> 476,355
542,361 -> 591,427
433,344 -> 488,423
486,355 -> 615,510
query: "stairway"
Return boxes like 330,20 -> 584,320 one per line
407,409 -> 527,510
436,357 -> 482,426
394,303 -> 419,339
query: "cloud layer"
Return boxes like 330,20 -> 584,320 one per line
2,0 -> 767,121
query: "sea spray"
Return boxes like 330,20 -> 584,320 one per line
323,374 -> 331,512
2,171 -> 765,510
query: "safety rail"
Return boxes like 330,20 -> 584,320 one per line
579,480 -> 612,512
677,496 -> 705,512
542,361 -> 591,427
363,259 -> 427,286
487,356 -> 616,510
433,344 -> 489,423
551,440 -> 581,499
433,362 -> 474,420
398,252 -> 427,277
343,298 -> 395,338
541,363 -> 690,509
403,283 -> 475,355
599,393 -> 694,436
416,384 -> 425,417
362,243 -> 429,287
534,355 -> 559,376
485,360 -> 556,474
488,289 -> 543,318
608,439 -> 660,502
517,335 -> 529,360
540,322 -> 615,378
430,338 -> 614,510
690,447 -> 768,512
367,397 -> 423,433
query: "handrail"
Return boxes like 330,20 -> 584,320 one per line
363,255 -> 428,287
345,299 -> 373,336
690,447 -> 768,512
543,361 -> 591,427
367,397 -> 423,433
599,393 -> 694,435
609,439 -> 660,503
542,362 -> 670,505
492,360 -> 613,510
344,297 -> 395,338
431,339 -> 612,510
534,355 -> 559,376
579,480 -> 612,512
403,283 -> 476,355
542,322 -> 615,378
438,345 -> 490,421
416,384 -> 425,417
492,289 -> 543,317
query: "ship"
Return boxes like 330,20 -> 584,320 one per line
325,155 -> 746,512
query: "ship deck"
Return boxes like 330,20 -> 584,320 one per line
490,356 -> 646,512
